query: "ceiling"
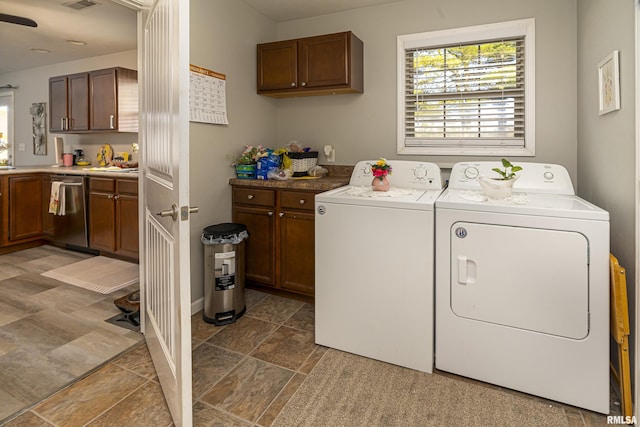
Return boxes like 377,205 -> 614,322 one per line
0,0 -> 405,76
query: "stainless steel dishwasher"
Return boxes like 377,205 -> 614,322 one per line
49,174 -> 89,249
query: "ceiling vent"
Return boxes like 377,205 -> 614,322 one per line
63,0 -> 100,10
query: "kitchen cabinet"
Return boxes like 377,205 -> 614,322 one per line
49,67 -> 138,133
257,31 -> 363,98
90,67 -> 139,132
41,174 -> 54,239
49,72 -> 90,132
232,186 -> 316,298
89,177 -> 138,260
0,175 -> 43,245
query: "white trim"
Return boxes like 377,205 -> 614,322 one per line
0,91 -> 15,165
397,18 -> 535,157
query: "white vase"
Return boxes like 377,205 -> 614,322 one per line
478,175 -> 518,199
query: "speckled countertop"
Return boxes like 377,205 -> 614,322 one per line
0,166 -> 138,179
229,165 -> 352,192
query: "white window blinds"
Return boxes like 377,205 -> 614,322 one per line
397,19 -> 535,156
404,38 -> 524,145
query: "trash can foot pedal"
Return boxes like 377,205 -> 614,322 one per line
203,306 -> 246,326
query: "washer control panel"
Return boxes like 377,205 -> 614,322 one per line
449,162 -> 575,195
349,160 -> 443,190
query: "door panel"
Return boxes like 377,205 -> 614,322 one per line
141,0 -> 192,425
450,222 -> 589,339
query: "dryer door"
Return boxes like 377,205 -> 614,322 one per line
450,222 -> 589,339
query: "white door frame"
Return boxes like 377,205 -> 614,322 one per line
0,91 -> 15,164
635,0 -> 640,418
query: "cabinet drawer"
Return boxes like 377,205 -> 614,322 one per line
117,179 -> 138,196
90,177 -> 115,193
280,191 -> 316,211
233,188 -> 275,207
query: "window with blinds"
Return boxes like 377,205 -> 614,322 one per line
397,19 -> 535,156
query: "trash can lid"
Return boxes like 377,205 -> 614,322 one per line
202,223 -> 248,244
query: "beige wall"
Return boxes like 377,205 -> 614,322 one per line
577,0 -> 636,378
0,50 -> 138,166
189,0 -> 277,303
274,0 -> 578,180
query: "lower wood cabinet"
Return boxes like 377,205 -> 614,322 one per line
89,177 -> 138,260
0,174 -> 43,245
232,186 -> 317,298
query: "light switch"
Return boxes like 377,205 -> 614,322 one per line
18,143 -> 25,151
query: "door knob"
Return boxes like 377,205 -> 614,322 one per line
156,204 -> 178,221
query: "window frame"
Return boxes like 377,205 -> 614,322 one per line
397,18 -> 535,156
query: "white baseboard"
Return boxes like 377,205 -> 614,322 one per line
191,297 -> 203,316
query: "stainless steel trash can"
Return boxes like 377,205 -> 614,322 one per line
202,223 -> 248,325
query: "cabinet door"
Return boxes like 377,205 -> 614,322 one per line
233,205 -> 276,287
257,40 -> 298,91
41,175 -> 54,238
9,175 -> 43,241
90,68 -> 118,131
89,191 -> 115,252
279,210 -> 315,296
299,32 -> 349,89
67,72 -> 90,131
49,76 -> 68,132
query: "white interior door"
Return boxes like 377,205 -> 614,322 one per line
140,0 -> 192,425
0,91 -> 14,164
450,222 -> 589,339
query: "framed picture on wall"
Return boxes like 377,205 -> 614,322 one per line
598,50 -> 620,116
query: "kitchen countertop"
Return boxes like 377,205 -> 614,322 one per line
0,165 -> 139,179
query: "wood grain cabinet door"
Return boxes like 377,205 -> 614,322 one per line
90,68 -> 118,131
67,72 -> 90,132
233,205 -> 276,287
299,32 -> 350,89
49,76 -> 68,132
257,39 -> 298,92
115,179 -> 139,259
8,175 -> 43,241
278,209 -> 315,296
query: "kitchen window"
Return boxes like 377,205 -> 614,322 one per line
397,18 -> 535,156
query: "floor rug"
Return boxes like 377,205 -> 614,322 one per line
273,349 -> 569,427
41,256 -> 139,294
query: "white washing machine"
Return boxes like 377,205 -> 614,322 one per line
315,160 -> 443,373
435,162 -> 610,413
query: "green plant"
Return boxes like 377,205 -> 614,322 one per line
492,158 -> 522,180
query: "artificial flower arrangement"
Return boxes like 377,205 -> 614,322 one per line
233,145 -> 266,166
371,158 -> 392,180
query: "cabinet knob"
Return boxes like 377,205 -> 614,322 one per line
109,114 -> 115,129
299,199 -> 305,205
301,82 -> 307,87
114,195 -> 120,200
268,211 -> 274,216
290,82 -> 296,87
279,212 -> 285,217
247,194 -> 255,200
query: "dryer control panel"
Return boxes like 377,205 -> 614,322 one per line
449,162 -> 575,195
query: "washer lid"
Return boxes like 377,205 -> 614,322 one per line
436,188 -> 609,221
316,185 -> 442,211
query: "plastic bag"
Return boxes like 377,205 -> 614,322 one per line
268,168 -> 293,180
307,165 -> 328,177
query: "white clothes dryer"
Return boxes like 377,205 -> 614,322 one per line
315,160 -> 443,373
435,162 -> 610,413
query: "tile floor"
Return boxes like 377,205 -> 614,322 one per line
1,246 -> 618,427
0,245 -> 142,424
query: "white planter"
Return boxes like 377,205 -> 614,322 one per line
478,175 -> 518,199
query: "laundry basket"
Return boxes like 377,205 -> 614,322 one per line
288,151 -> 318,177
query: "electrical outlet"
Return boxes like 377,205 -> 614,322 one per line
18,143 -> 25,151
323,145 -> 335,162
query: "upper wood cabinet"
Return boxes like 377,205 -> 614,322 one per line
90,67 -> 138,132
257,31 -> 363,98
49,67 -> 138,133
49,72 -> 90,132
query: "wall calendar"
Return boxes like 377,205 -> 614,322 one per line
189,64 -> 229,125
